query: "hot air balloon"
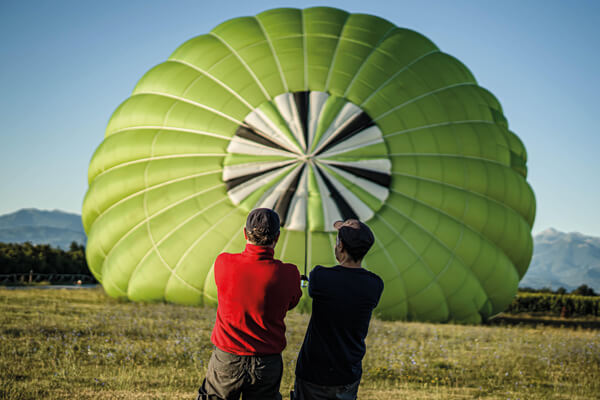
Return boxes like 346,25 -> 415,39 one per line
82,7 -> 535,323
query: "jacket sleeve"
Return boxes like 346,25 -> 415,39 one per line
288,266 -> 302,310
307,266 -> 321,299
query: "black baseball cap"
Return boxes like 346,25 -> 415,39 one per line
246,208 -> 280,235
333,219 -> 374,253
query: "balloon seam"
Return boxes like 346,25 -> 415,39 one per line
205,222 -> 247,304
95,155 -> 226,179
383,120 -> 495,138
388,180 -> 528,264
98,184 -> 227,266
90,170 -> 222,226
386,188 -> 505,314
373,211 -> 452,321
278,229 -> 292,263
169,207 -> 241,283
323,14 -> 352,92
373,82 -> 480,122
389,198 -> 470,318
209,32 -> 271,100
129,197 -> 232,297
315,138 -> 385,159
388,153 -> 508,168
105,126 -> 232,143
168,59 -> 255,110
318,162 -> 384,212
103,272 -> 127,296
370,230 -> 410,313
302,9 -> 308,91
343,25 -> 398,98
359,49 -> 439,107
132,91 -> 243,125
253,17 -> 289,93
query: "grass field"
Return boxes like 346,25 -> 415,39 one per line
1,288 -> 599,399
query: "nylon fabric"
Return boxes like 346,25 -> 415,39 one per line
83,7 -> 536,323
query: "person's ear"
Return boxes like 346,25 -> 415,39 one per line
243,227 -> 248,240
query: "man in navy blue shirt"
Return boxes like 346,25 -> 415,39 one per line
292,219 -> 384,400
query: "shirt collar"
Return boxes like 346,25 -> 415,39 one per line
243,243 -> 275,259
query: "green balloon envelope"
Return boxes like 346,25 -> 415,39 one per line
82,7 -> 536,323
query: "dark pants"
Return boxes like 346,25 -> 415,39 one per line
197,347 -> 283,400
291,376 -> 360,400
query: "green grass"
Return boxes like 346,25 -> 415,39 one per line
1,288 -> 599,399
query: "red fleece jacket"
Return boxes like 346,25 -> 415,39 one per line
211,243 -> 302,355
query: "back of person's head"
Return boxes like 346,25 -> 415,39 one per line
245,208 -> 280,246
334,219 -> 375,262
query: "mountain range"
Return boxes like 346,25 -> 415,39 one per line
520,228 -> 600,292
0,209 -> 598,291
0,208 -> 86,249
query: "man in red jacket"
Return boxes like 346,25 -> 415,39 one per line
197,208 -> 302,400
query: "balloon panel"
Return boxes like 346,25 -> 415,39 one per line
83,7 -> 535,323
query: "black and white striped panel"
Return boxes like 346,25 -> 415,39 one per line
223,91 -> 391,231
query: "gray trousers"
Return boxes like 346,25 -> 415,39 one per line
197,347 -> 283,400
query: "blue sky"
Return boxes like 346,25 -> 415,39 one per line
1,0 -> 599,236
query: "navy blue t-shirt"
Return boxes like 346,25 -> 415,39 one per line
295,265 -> 384,385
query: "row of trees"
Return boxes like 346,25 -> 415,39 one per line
1,242 -> 598,297
507,292 -> 600,317
0,241 -> 92,276
519,285 -> 598,297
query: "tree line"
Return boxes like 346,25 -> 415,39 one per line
507,292 -> 600,317
1,241 -> 597,298
519,284 -> 598,297
0,241 -> 92,276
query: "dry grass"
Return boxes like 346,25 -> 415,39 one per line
1,287 -> 599,399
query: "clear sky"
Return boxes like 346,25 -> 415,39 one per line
1,0 -> 599,236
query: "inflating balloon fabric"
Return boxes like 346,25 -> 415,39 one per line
83,7 -> 536,323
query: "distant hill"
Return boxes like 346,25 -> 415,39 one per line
0,209 -> 86,249
521,228 -> 600,292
